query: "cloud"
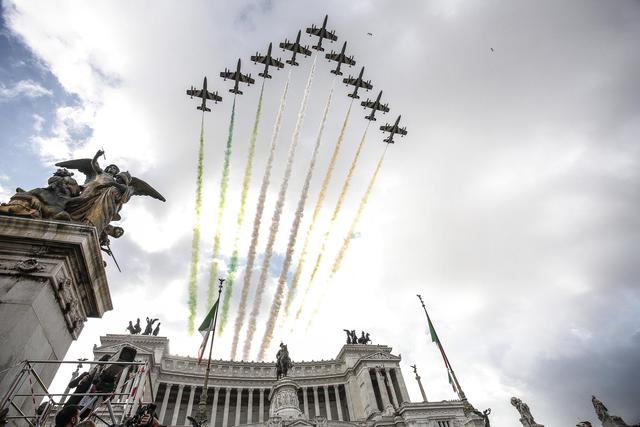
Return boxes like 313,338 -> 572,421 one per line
2,0 -> 639,426
0,79 -> 52,99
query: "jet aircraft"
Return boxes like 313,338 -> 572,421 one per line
220,59 -> 255,95
306,14 -> 337,51
343,66 -> 373,99
325,41 -> 355,76
251,42 -> 285,79
280,30 -> 312,66
361,90 -> 389,121
186,76 -> 222,112
379,115 -> 407,144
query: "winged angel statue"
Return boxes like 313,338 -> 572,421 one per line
0,150 -> 164,241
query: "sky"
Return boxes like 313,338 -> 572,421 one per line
1,0 -> 639,425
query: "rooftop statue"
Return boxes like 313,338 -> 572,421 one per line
0,149 -> 165,251
511,397 -> 543,427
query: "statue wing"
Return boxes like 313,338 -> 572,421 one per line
55,158 -> 97,183
129,177 -> 166,202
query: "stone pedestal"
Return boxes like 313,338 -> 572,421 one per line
464,412 -> 485,427
0,217 -> 112,415
269,378 -> 303,421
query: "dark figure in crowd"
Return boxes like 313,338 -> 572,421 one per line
55,406 -> 80,427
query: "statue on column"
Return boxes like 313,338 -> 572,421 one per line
275,342 -> 293,380
510,397 -> 544,427
591,396 -> 635,427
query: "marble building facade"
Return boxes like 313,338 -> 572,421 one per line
94,334 -> 470,427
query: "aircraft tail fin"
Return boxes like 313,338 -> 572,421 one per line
258,72 -> 272,79
347,93 -> 360,99
330,69 -> 343,76
229,88 -> 243,95
286,59 -> 299,66
312,45 -> 324,52
365,114 -> 376,121
197,106 -> 211,112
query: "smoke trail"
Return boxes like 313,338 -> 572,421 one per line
292,123 -> 370,321
257,82 -> 335,360
306,146 -> 388,328
187,112 -> 206,334
285,99 -> 353,318
206,97 -> 236,309
230,73 -> 291,360
243,57 -> 317,361
220,82 -> 265,333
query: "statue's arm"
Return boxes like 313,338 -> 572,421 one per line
91,150 -> 104,174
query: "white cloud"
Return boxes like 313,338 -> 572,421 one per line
0,79 -> 52,99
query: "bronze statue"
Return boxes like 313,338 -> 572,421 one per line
152,322 -> 161,336
126,321 -> 136,334
343,329 -> 353,344
275,342 -> 293,380
357,331 -> 371,344
0,168 -> 80,220
472,408 -> 491,427
143,317 -> 159,335
350,330 -> 357,343
56,150 -> 165,237
133,318 -> 142,335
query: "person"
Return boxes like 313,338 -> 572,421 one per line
65,371 -> 93,407
76,420 -> 96,427
55,406 -> 80,427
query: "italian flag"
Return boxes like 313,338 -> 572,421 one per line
197,300 -> 219,365
425,307 -> 457,394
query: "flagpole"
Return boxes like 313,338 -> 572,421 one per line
197,278 -> 224,424
416,294 -> 466,402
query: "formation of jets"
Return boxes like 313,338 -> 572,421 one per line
185,14 -> 408,143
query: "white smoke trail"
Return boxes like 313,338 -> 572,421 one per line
243,57 -> 317,361
229,73 -> 291,360
286,100 -> 353,319
257,82 -> 335,360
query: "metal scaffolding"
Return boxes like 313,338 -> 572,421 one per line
0,358 -> 153,426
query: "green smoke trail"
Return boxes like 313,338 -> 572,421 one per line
286,100 -> 353,320
206,97 -> 236,310
306,145 -> 388,328
187,112 -> 205,335
293,123 -> 370,322
219,82 -> 265,333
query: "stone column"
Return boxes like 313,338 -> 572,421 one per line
159,383 -> 172,424
172,384 -> 185,426
384,370 -> 399,408
394,368 -> 411,403
333,385 -> 343,421
186,386 -> 196,421
222,388 -> 231,427
0,217 -> 112,415
302,387 -> 309,418
375,368 -> 392,410
362,368 -> 377,414
313,386 -> 320,416
210,387 -> 220,427
247,388 -> 254,424
259,389 -> 265,423
323,386 -> 332,420
235,388 -> 243,425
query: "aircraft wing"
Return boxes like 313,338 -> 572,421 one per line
379,104 -> 390,113
380,124 -> 395,132
327,52 -> 354,65
251,54 -> 267,64
268,56 -> 285,68
238,73 -> 255,84
296,45 -> 312,56
343,76 -> 358,86
397,127 -> 408,136
359,80 -> 373,90
186,89 -> 203,98
280,41 -> 295,51
205,91 -> 222,102
220,71 -> 238,80
306,27 -> 337,41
